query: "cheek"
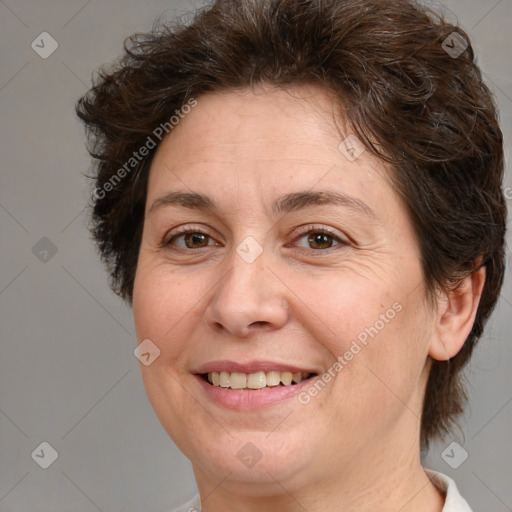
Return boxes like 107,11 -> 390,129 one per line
329,290 -> 431,424
300,265 -> 431,417
292,268 -> 401,359
133,256 -> 238,453
132,263 -> 204,363
132,264 -> 206,442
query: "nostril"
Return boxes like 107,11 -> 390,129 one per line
249,321 -> 269,328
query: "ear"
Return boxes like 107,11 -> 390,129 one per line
429,265 -> 486,361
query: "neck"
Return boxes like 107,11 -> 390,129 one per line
192,433 -> 444,512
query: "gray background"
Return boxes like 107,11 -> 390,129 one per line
0,0 -> 510,511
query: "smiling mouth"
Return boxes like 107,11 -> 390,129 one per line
201,371 -> 317,390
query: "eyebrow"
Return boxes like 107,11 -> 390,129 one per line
149,191 -> 216,214
272,190 -> 375,218
148,190 -> 375,218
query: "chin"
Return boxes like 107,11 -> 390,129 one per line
185,427 -> 317,491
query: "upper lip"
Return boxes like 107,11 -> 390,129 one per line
194,360 -> 318,375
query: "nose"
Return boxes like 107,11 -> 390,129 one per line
203,248 -> 289,338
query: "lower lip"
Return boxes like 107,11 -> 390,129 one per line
195,375 -> 317,410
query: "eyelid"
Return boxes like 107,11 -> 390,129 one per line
162,224 -> 219,247
288,224 -> 350,252
293,224 -> 346,241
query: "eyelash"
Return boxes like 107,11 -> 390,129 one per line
290,225 -> 345,251
162,225 -> 217,248
162,224 -> 347,252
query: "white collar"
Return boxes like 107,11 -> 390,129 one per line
426,470 -> 473,511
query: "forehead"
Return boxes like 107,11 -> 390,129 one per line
158,86 -> 341,162
142,85 -> 421,267
147,86 -> 391,199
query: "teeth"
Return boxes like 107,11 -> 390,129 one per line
230,372 -> 247,389
206,370 -> 311,390
280,372 -> 292,386
247,371 -> 266,389
219,371 -> 230,388
265,371 -> 281,387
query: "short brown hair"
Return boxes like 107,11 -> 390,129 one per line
76,0 -> 507,448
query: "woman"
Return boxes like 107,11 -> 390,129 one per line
76,0 -> 506,510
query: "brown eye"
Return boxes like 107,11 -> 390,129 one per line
293,227 -> 344,251
183,232 -> 209,248
165,230 -> 215,249
307,232 -> 335,249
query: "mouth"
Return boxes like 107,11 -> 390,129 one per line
193,361 -> 320,409
200,370 -> 317,390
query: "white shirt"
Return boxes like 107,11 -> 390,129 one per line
169,470 -> 472,512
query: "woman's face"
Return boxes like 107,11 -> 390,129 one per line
133,85 -> 437,493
